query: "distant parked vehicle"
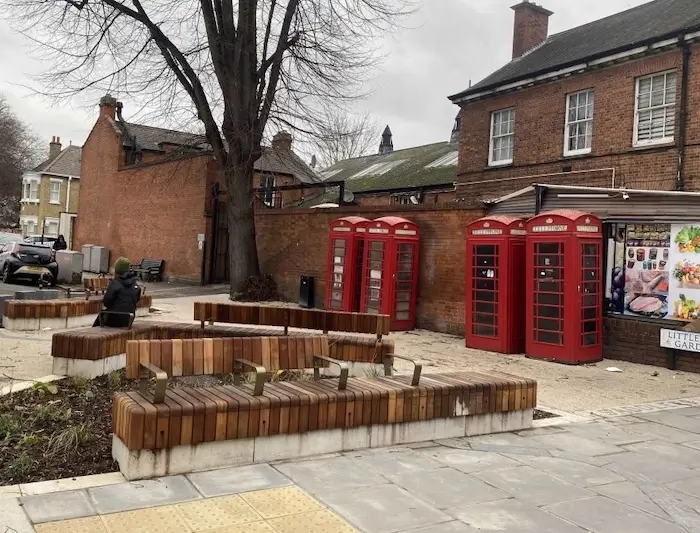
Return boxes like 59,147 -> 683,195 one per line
0,233 -> 24,247
0,243 -> 58,286
24,236 -> 58,246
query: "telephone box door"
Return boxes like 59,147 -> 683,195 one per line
578,239 -> 603,360
326,216 -> 369,312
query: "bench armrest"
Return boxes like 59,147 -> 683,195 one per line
388,355 -> 422,386
313,355 -> 348,390
233,358 -> 266,396
98,311 -> 135,329
139,362 -> 167,404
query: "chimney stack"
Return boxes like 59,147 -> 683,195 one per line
49,136 -> 62,160
272,131 -> 293,151
378,125 -> 393,155
99,93 -> 118,120
511,1 -> 553,59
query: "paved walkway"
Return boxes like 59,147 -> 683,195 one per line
5,404 -> 700,532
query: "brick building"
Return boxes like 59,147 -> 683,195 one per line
21,137 -> 81,245
75,95 -> 324,282
313,122 -> 459,208
449,0 -> 700,203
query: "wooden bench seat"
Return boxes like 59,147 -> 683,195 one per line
112,371 -> 537,479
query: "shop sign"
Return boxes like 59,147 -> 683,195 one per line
660,329 -> 700,352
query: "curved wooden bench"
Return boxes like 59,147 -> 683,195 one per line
112,371 -> 537,480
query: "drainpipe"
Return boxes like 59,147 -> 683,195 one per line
65,176 -> 72,211
676,39 -> 691,191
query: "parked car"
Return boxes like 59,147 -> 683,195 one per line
24,236 -> 58,246
0,243 -> 58,285
0,233 -> 24,247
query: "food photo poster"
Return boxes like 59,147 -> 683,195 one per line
669,225 -> 700,321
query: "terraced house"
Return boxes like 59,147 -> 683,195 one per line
449,0 -> 700,204
20,137 -> 81,245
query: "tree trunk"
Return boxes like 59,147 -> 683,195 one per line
225,161 -> 261,295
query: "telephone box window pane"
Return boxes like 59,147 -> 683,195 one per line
583,256 -> 597,268
396,311 -> 410,320
536,305 -> 561,318
331,291 -> 343,301
398,261 -> 412,271
583,295 -> 597,306
475,302 -> 495,314
399,253 -> 413,262
538,281 -> 561,293
474,324 -> 495,337
334,247 -> 346,257
330,300 -> 342,309
334,265 -> 344,274
583,333 -> 598,346
334,256 -> 343,264
398,243 -> 412,252
475,290 -> 495,302
582,244 -> 597,255
397,272 -> 412,281
475,278 -> 496,290
537,318 -> 560,331
583,308 -> 597,321
370,242 -> 384,251
538,243 -> 561,254
370,269 -> 382,279
477,255 -> 496,267
370,250 -> 383,261
396,292 -> 410,301
398,282 -> 412,291
369,279 -> 381,288
475,245 -> 496,255
396,301 -> 410,311
334,239 -> 346,248
583,321 -> 597,333
537,331 -> 563,345
537,293 -> 561,306
475,313 -> 496,325
367,307 -> 379,315
537,255 -> 562,267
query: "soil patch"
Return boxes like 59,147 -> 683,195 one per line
533,408 -> 560,420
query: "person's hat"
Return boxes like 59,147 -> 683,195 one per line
114,257 -> 132,276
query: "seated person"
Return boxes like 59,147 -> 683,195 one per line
93,257 -> 142,328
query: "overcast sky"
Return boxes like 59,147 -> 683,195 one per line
0,0 -> 650,157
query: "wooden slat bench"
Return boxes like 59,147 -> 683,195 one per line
51,321 -> 395,379
112,370 -> 537,480
3,295 -> 152,331
84,276 -> 112,298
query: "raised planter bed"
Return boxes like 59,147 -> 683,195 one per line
2,296 -> 152,331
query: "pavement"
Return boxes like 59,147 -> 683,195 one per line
5,401 -> 700,533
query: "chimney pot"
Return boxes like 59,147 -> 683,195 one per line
99,93 -> 118,120
511,1 -> 553,59
272,131 -> 293,151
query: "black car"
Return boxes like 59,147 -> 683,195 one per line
0,243 -> 58,285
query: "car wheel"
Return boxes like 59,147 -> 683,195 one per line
1,265 -> 11,284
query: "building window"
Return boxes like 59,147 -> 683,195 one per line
394,196 -> 411,206
564,89 -> 594,156
634,71 -> 677,146
49,180 -> 61,204
261,176 -> 277,207
489,108 -> 515,166
45,218 -> 59,236
22,179 -> 39,202
20,216 -> 38,236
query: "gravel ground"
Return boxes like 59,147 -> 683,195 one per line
3,293 -> 700,414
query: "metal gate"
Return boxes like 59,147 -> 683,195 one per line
211,199 -> 229,283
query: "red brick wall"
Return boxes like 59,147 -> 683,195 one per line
75,116 -> 208,280
458,47 -> 700,202
355,190 -> 456,207
255,206 -> 483,334
604,316 -> 700,373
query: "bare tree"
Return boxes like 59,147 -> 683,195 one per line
310,107 -> 379,168
4,0 -> 411,293
0,97 -> 40,229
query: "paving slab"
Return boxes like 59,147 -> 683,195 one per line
623,439 -> 700,468
669,476 -> 700,499
448,497 -> 586,532
347,449 -> 445,477
566,421 -> 652,445
473,466 -> 594,506
665,407 -> 700,417
593,481 -> 671,519
603,452 -> 698,484
0,484 -> 21,500
464,433 -> 549,449
319,484 -> 450,533
20,489 -> 95,524
0,497 -> 34,533
88,475 -> 201,514
422,448 -> 521,473
624,421 -> 700,443
506,455 -> 625,487
525,432 -> 625,457
469,443 -> 553,457
399,522 -> 480,533
636,411 -> 700,434
20,472 -> 125,496
545,496 -> 687,533
388,467 -> 508,509
274,457 -> 388,495
186,463 -> 291,497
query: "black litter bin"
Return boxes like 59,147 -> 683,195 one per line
299,276 -> 315,308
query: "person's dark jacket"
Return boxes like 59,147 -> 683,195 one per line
93,272 -> 142,327
53,238 -> 67,251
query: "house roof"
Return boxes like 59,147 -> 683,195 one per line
117,122 -> 321,184
319,142 -> 458,194
33,145 -> 82,177
450,0 -> 700,101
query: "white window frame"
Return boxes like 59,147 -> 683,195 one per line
49,179 -> 62,205
633,70 -> 677,147
20,216 -> 38,236
260,176 -> 277,207
44,217 -> 60,236
22,177 -> 39,203
488,108 -> 515,167
564,89 -> 595,157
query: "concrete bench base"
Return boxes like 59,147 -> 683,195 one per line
112,408 -> 533,480
3,307 -> 150,331
52,353 -> 127,380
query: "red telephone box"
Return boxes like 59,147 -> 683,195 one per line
525,210 -> 603,364
360,217 -> 420,331
465,216 -> 527,354
325,216 -> 369,312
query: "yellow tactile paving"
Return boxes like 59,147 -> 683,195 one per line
34,516 -> 108,533
268,509 -> 359,533
240,485 -> 325,519
34,486 -> 360,533
176,494 -> 262,531
101,505 -> 192,533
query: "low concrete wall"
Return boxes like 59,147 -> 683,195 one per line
3,307 -> 150,331
113,408 -> 533,480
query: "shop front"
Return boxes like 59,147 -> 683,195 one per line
485,184 -> 700,372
